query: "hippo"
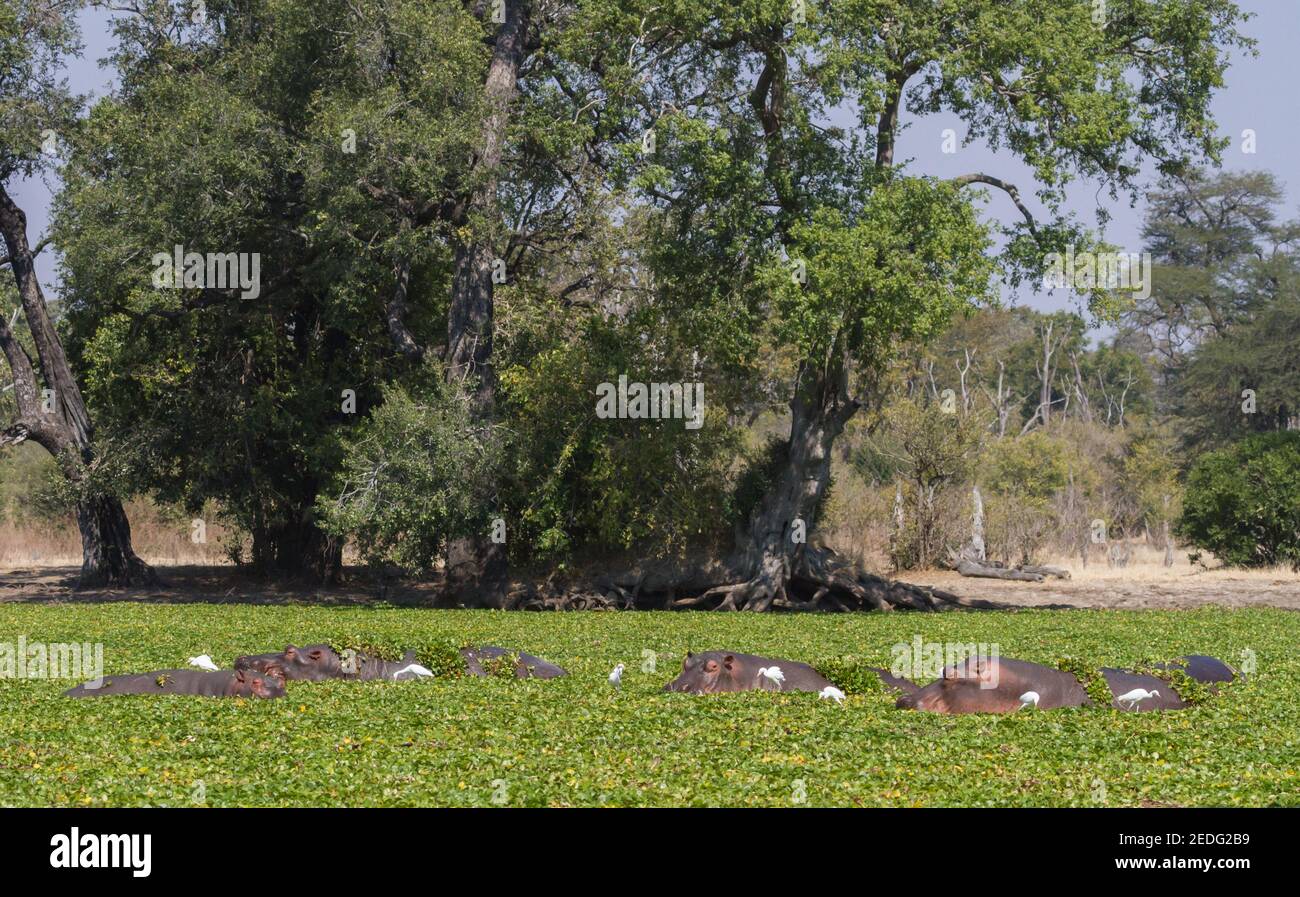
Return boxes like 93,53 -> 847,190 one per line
235,644 -> 424,681
460,645 -> 567,679
663,651 -> 835,694
897,654 -> 1237,714
65,668 -> 285,699
871,666 -> 922,695
1155,654 -> 1239,685
235,644 -> 344,681
896,656 -> 1090,714
1099,668 -> 1187,711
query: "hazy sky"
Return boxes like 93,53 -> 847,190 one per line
11,1 -> 1300,340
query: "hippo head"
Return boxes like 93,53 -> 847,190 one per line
895,655 -> 1017,714
663,652 -> 747,694
235,644 -> 343,681
233,667 -> 287,699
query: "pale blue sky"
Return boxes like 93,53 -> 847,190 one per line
12,1 -> 1300,341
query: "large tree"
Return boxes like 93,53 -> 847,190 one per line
56,0 -> 500,579
577,0 -> 1249,609
57,0 -> 609,589
0,0 -> 153,585
1126,169 -> 1294,363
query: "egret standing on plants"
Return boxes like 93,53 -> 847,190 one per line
1115,688 -> 1160,710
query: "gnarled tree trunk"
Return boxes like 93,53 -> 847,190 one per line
0,184 -> 154,587
725,359 -> 858,611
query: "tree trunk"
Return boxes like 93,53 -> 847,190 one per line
76,495 -> 155,588
726,359 -> 859,611
639,356 -> 987,612
968,486 -> 986,562
441,0 -> 530,607
0,184 -> 154,587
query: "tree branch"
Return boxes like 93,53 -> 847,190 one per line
950,173 -> 1039,236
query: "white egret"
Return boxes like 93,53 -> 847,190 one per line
758,666 -> 786,690
392,663 -> 434,680
1115,688 -> 1160,710
188,654 -> 219,672
1018,690 -> 1040,709
609,663 -> 625,689
819,686 -> 846,705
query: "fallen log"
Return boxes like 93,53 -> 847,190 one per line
954,559 -> 1044,582
1017,564 -> 1071,580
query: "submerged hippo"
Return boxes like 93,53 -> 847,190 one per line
460,646 -> 567,679
872,667 -> 922,695
236,644 -> 344,681
897,654 -> 1237,714
1155,654 -> 1239,685
663,651 -> 835,694
65,668 -> 285,700
235,644 -> 421,681
1099,668 -> 1186,711
897,656 -> 1090,714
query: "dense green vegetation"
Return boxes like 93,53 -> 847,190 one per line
1179,432 -> 1300,569
1,603 -> 1293,807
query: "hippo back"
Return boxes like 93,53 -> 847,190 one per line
1101,668 -> 1187,711
897,656 -> 1088,714
1165,654 -> 1238,684
460,646 -> 567,679
663,651 -> 832,694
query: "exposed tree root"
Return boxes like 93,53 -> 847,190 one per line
504,545 -> 1009,613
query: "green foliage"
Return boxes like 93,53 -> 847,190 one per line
1119,426 -> 1182,530
319,380 -> 502,574
1133,657 -> 1215,707
812,656 -> 891,696
1,602 -> 1291,806
757,185 -> 996,375
0,0 -> 83,180
52,0 -> 488,570
981,432 -> 1078,564
1054,656 -> 1114,708
497,314 -> 744,563
1179,432 -> 1300,569
862,394 -> 983,567
0,443 -> 59,525
983,432 -> 1072,502
1178,295 -> 1300,451
479,650 -> 522,680
325,637 -> 465,679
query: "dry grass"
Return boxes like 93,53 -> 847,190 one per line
1032,545 -> 1300,582
0,499 -> 233,568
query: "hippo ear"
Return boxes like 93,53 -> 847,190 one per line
284,645 -> 298,658
235,669 -> 246,682
722,654 -> 735,670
